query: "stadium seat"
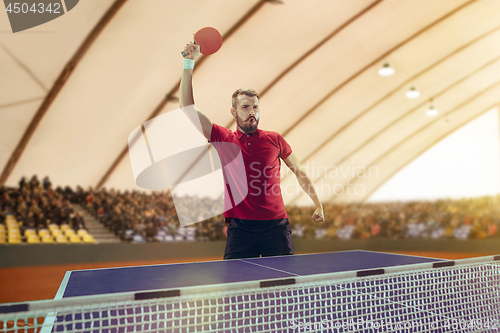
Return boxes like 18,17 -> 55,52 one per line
7,222 -> 19,229
8,234 -> 22,244
60,224 -> 70,232
48,224 -> 59,231
82,234 -> 95,243
6,220 -> 20,228
0,224 -> 5,231
133,234 -> 145,243
41,234 -> 55,244
0,229 -> 5,237
24,229 -> 37,237
77,229 -> 88,237
52,229 -> 63,237
38,229 -> 50,237
8,228 -> 20,236
185,227 -> 196,241
0,236 -> 5,244
155,230 -> 166,242
27,234 -> 41,244
65,229 -> 76,237
55,235 -> 68,244
5,216 -> 17,223
69,234 -> 81,244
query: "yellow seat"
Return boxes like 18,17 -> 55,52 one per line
7,226 -> 20,233
77,229 -> 88,237
27,234 -> 41,244
60,224 -> 70,232
82,234 -> 95,244
6,220 -> 20,228
8,234 -> 22,244
0,237 -> 5,244
64,229 -> 76,237
5,215 -> 16,222
0,224 -> 5,231
48,224 -> 59,231
7,229 -> 21,238
69,234 -> 81,244
24,229 -> 37,237
52,229 -> 63,237
55,234 -> 68,243
8,228 -> 20,236
41,234 -> 55,244
8,228 -> 20,235
7,221 -> 19,228
0,229 -> 5,237
38,229 -> 50,237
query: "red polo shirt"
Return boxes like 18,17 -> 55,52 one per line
210,123 -> 292,220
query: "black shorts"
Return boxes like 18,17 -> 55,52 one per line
223,218 -> 295,260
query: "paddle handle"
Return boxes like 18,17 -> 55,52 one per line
181,41 -> 196,57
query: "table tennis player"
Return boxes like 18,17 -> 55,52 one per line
179,41 -> 324,260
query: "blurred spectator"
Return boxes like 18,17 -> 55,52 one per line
29,175 -> 40,189
42,176 -> 52,190
3,175 -> 500,243
71,212 -> 86,231
143,221 -> 158,242
18,176 -> 27,190
21,211 -> 36,231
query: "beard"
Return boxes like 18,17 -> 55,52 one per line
236,114 -> 259,134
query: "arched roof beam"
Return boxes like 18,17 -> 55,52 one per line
297,24 -> 500,165
284,25 -> 500,205
0,0 -> 128,186
361,103 -> 500,203
327,80 -> 500,203
96,0 -> 270,189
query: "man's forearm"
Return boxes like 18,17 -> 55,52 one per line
296,168 -> 322,208
179,69 -> 194,107
178,51 -> 213,140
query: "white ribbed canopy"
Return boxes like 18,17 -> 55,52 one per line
1,0 -> 499,205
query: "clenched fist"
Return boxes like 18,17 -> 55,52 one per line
182,41 -> 200,60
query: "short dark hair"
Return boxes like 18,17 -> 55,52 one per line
232,88 -> 259,108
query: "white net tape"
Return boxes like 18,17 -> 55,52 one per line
1,259 -> 500,333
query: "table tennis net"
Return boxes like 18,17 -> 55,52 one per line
1,256 -> 499,333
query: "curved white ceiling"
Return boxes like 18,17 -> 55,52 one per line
1,0 -> 499,205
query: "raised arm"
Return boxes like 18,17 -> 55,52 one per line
283,153 -> 324,223
179,42 -> 213,140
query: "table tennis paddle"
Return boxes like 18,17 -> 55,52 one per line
182,27 -> 222,57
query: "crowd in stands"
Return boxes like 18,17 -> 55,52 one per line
0,175 -> 91,244
0,175 -> 86,229
2,175 -> 500,244
80,187 -> 226,242
288,196 -> 500,240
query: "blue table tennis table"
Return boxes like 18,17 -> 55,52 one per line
32,250 -> 499,332
56,250 -> 440,298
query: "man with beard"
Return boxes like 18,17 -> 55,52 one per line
180,41 -> 324,259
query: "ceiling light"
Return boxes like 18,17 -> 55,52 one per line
426,106 -> 438,116
406,87 -> 420,99
378,63 -> 394,76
